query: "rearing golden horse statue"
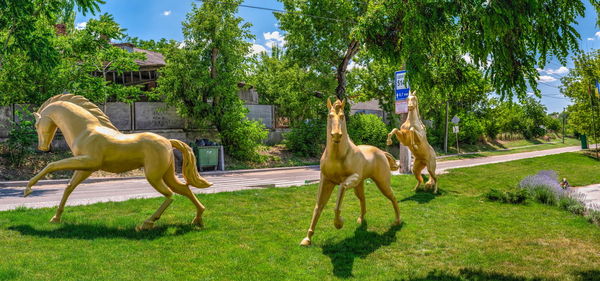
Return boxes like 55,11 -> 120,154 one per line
386,91 -> 438,193
300,99 -> 401,246
24,94 -> 213,230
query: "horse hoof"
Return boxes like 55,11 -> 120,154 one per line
192,217 -> 204,227
393,219 -> 402,226
23,189 -> 32,197
49,216 -> 61,223
136,221 -> 155,231
300,237 -> 312,246
357,217 -> 365,224
334,217 -> 344,229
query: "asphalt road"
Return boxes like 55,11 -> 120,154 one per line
0,145 -> 584,211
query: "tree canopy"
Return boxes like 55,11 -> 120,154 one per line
156,0 -> 267,160
356,0 -> 586,100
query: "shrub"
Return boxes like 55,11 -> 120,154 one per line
586,209 -> 600,226
219,109 -> 268,162
285,119 -> 326,157
519,170 -> 565,206
485,188 -> 507,202
529,186 -> 558,205
484,188 -> 528,204
5,110 -> 37,167
506,189 -> 529,204
558,196 -> 586,215
347,114 -> 389,149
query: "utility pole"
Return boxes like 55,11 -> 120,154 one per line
562,108 -> 565,144
444,100 -> 449,153
588,83 -> 599,160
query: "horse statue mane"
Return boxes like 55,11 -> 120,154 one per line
37,94 -> 119,131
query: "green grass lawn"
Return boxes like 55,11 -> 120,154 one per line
1,153 -> 599,280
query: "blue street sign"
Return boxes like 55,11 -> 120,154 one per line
395,70 -> 409,101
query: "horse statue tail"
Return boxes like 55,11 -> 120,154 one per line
170,139 -> 213,188
384,152 -> 399,171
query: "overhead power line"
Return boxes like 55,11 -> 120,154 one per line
196,0 -> 354,23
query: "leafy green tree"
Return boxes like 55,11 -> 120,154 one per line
277,0 -> 367,100
0,0 -> 103,71
561,50 -> 600,141
357,0 -> 585,99
0,13 -> 145,105
126,36 -> 179,54
248,46 -> 334,126
156,1 -> 267,160
347,55 -> 401,125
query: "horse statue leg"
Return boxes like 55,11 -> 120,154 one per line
386,128 -> 399,146
412,160 -> 426,191
50,170 -> 92,223
25,155 -> 100,197
425,153 -> 438,194
334,173 -> 361,229
353,181 -> 366,224
300,176 -> 335,246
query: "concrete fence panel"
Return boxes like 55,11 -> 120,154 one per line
103,102 -> 132,131
245,104 -> 274,129
134,102 -> 185,130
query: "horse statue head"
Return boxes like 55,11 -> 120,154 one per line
407,90 -> 419,112
326,98 -> 346,144
32,94 -> 118,151
32,110 -> 57,151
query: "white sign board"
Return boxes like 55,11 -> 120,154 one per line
453,126 -> 459,133
395,100 -> 408,114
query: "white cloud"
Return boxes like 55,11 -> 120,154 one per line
250,44 -> 267,56
588,37 -> 595,41
538,75 -> 557,83
595,31 -> 600,38
162,10 -> 172,16
263,31 -> 285,48
546,66 -> 569,75
75,22 -> 87,30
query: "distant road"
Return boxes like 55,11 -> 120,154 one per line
0,145 -> 583,211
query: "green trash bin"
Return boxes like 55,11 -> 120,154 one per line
581,135 -> 589,149
195,146 -> 220,171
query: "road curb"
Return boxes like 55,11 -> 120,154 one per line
0,165 -> 320,188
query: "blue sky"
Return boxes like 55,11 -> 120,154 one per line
76,0 -> 599,113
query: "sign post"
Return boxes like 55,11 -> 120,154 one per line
451,116 -> 460,154
394,70 -> 411,173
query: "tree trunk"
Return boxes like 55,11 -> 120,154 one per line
210,47 -> 220,107
335,40 -> 360,100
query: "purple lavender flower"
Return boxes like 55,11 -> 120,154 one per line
519,170 -> 563,196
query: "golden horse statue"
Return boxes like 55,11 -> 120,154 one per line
24,94 -> 213,230
300,99 -> 401,246
386,92 -> 438,193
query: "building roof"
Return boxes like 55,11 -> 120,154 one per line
113,43 -> 165,68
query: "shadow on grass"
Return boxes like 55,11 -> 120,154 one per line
8,223 -> 199,240
403,268 -> 547,281
400,191 -> 440,204
575,270 -> 600,281
321,222 -> 403,278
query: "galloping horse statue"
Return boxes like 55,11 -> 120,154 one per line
300,98 -> 401,246
386,91 -> 438,193
24,94 -> 213,230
